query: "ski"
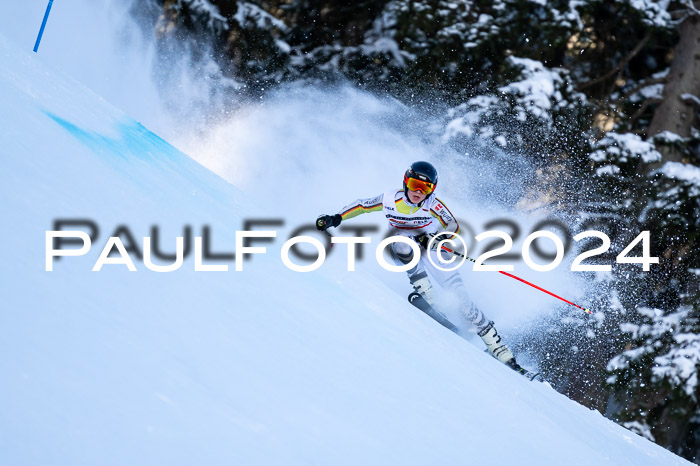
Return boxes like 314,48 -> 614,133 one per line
409,292 -> 546,383
483,350 -> 545,382
408,292 -> 459,333
505,357 -> 545,382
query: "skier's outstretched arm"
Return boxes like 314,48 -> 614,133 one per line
316,194 -> 384,231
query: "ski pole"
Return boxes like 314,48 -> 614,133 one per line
34,0 -> 54,52
322,229 -> 334,247
437,244 -> 593,314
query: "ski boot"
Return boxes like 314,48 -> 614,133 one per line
477,320 -> 514,364
411,275 -> 436,306
478,321 -> 544,382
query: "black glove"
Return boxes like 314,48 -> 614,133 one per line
316,214 -> 342,231
416,232 -> 440,250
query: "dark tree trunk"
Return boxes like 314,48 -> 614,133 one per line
647,13 -> 700,162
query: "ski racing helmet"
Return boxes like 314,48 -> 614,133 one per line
403,161 -> 438,196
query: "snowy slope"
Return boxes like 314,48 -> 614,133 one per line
0,27 -> 691,466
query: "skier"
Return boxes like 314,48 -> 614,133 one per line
316,161 -> 532,376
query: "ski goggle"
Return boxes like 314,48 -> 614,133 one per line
404,174 -> 436,194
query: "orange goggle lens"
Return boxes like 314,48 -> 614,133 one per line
404,175 -> 435,194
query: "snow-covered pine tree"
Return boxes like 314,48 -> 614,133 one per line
607,303 -> 700,458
